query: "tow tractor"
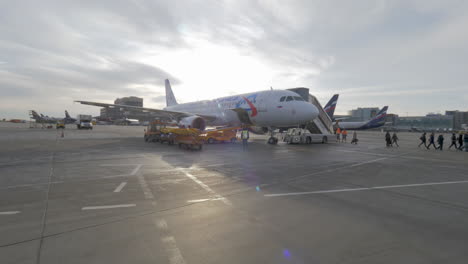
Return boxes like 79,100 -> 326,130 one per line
283,128 -> 330,144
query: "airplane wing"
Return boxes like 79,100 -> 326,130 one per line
74,100 -> 218,122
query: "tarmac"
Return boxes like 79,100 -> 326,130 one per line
1,122 -> 468,264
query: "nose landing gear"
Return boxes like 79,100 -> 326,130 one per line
267,127 -> 278,144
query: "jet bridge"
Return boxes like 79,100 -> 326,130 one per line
287,88 -> 334,135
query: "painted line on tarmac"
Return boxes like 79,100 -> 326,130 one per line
179,168 -> 232,206
265,180 -> 468,197
134,165 -> 155,200
113,182 -> 127,192
349,157 -> 388,167
187,198 -> 225,203
82,204 -> 136,210
336,150 -> 394,157
0,211 -> 21,215
154,219 -> 186,264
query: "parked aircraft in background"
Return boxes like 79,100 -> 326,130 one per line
324,94 -> 339,120
75,79 -> 320,144
30,110 -> 76,124
335,106 -> 389,130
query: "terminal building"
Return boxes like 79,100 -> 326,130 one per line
99,96 -> 157,122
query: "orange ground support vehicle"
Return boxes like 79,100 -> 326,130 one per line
201,127 -> 240,144
173,129 -> 204,151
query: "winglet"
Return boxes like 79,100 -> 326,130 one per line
165,79 -> 178,107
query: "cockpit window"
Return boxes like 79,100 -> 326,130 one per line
280,96 -> 286,102
294,96 -> 305,101
286,96 -> 293,102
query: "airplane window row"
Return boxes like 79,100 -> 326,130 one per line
279,96 -> 306,102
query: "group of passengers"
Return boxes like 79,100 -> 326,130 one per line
419,132 -> 466,151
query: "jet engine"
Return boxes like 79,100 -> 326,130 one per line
249,126 -> 269,134
179,116 -> 206,130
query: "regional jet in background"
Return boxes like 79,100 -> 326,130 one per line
75,79 -> 319,143
324,94 -> 339,120
335,106 -> 389,130
31,110 -> 76,124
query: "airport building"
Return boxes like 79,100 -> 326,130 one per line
445,110 -> 468,130
100,96 -> 150,121
395,113 -> 454,131
348,107 -> 379,122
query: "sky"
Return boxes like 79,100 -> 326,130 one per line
1,0 -> 468,119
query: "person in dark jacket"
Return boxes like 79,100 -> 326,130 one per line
448,133 -> 458,150
426,132 -> 437,150
436,134 -> 444,150
458,133 -> 464,150
418,132 -> 427,148
392,132 -> 399,147
385,131 -> 392,147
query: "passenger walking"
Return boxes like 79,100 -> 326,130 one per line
448,133 -> 458,150
392,132 -> 399,147
336,127 -> 341,142
342,130 -> 348,143
418,132 -> 427,148
458,133 -> 464,150
241,127 -> 249,151
426,132 -> 437,150
385,131 -> 392,147
436,134 -> 444,150
351,131 -> 358,144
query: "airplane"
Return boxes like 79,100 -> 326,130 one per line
335,106 -> 389,130
75,79 -> 320,144
323,94 -> 339,120
30,110 -> 76,124
64,110 -> 77,124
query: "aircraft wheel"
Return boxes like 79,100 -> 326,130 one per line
268,137 -> 278,144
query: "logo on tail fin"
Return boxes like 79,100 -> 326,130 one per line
324,94 -> 339,119
369,106 -> 388,124
165,79 -> 178,107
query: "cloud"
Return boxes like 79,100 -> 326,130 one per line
1,0 -> 468,118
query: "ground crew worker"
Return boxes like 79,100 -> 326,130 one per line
336,127 -> 341,142
392,132 -> 399,147
351,131 -> 358,144
437,134 -> 444,150
341,129 -> 348,143
448,133 -> 458,150
427,132 -> 437,150
418,132 -> 427,148
458,133 -> 464,150
385,131 -> 392,147
241,127 -> 249,150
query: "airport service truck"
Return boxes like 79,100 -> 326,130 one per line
283,128 -> 330,144
76,114 -> 93,130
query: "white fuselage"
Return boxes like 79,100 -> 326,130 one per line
165,90 -> 319,127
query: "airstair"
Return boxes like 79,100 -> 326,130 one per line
287,88 -> 334,135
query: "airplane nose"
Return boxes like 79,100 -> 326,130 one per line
301,103 -> 319,122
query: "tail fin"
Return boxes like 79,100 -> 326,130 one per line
165,79 -> 178,107
324,94 -> 339,119
368,106 -> 388,125
65,110 -> 71,118
31,110 -> 41,119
